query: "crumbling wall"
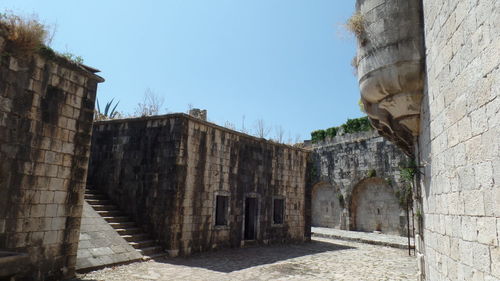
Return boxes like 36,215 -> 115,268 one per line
310,130 -> 409,235
88,114 -> 310,256
0,35 -> 103,280
418,1 -> 500,280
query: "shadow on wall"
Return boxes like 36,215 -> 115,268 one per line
155,240 -> 354,273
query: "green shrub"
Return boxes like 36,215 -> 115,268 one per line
310,116 -> 373,141
325,127 -> 338,138
367,169 -> 376,177
342,117 -> 372,134
311,130 -> 326,143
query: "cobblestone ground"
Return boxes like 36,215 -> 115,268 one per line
76,238 -> 417,281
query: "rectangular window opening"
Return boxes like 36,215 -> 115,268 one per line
215,195 -> 229,226
273,198 -> 284,225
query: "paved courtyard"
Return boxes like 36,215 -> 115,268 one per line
76,237 -> 417,281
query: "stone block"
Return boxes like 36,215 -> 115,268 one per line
464,190 -> 485,216
477,217 -> 498,246
49,178 -> 65,191
43,231 -> 58,245
30,204 -> 46,218
473,242 -> 491,273
45,204 -> 58,217
459,239 -> 475,266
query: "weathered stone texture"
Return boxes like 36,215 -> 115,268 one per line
356,0 -> 425,155
419,1 -> 500,280
88,114 -> 310,256
0,35 -> 103,280
310,131 -> 410,235
76,202 -> 142,271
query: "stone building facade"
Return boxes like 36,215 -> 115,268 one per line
354,0 -> 500,280
87,114 -> 310,256
0,36 -> 104,279
309,130 -> 409,236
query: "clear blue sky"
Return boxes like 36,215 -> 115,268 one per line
2,1 -> 362,142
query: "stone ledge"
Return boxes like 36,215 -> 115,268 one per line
311,227 -> 414,250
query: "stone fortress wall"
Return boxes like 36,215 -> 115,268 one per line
87,113 -> 310,256
418,1 -> 500,280
0,34 -> 103,279
309,130 -> 410,236
354,0 -> 500,280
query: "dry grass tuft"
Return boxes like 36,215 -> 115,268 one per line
351,55 -> 359,75
0,13 -> 50,56
346,12 -> 365,39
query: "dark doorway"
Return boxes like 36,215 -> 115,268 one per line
244,197 -> 258,240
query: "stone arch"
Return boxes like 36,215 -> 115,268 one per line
311,182 -> 343,228
349,177 -> 401,235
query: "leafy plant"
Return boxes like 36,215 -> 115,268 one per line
310,116 -> 373,142
60,52 -> 84,64
96,98 -> 120,120
397,159 -> 417,208
385,177 -> 393,186
325,127 -> 338,139
337,193 -> 345,208
311,130 -> 326,143
341,117 -> 372,134
367,169 -> 376,178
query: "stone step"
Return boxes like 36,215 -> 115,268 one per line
129,240 -> 156,249
105,216 -> 133,223
108,222 -> 136,229
92,205 -> 118,211
96,210 -> 123,217
86,199 -> 112,205
138,246 -> 163,256
84,186 -> 165,260
122,233 -> 150,242
84,193 -> 107,200
142,252 -> 168,260
116,228 -> 143,236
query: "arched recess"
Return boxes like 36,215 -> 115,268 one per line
349,177 -> 402,235
311,182 -> 342,228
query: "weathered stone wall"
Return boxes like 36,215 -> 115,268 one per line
0,35 -> 103,280
88,114 -> 310,256
418,1 -> 500,280
310,130 -> 409,235
88,116 -> 186,255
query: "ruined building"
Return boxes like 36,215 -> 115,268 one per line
309,130 -> 410,236
355,0 -> 499,280
0,35 -> 104,279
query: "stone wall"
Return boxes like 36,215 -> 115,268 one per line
418,1 -> 500,280
309,130 -> 409,235
0,36 -> 103,279
88,114 -> 310,256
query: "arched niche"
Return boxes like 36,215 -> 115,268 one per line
311,182 -> 343,228
349,177 -> 402,235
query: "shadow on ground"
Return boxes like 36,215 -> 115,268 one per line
153,239 -> 354,273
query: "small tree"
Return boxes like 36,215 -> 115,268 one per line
254,119 -> 271,138
273,125 -> 285,143
134,88 -> 165,117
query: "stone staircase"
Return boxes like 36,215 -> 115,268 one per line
84,187 -> 167,259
